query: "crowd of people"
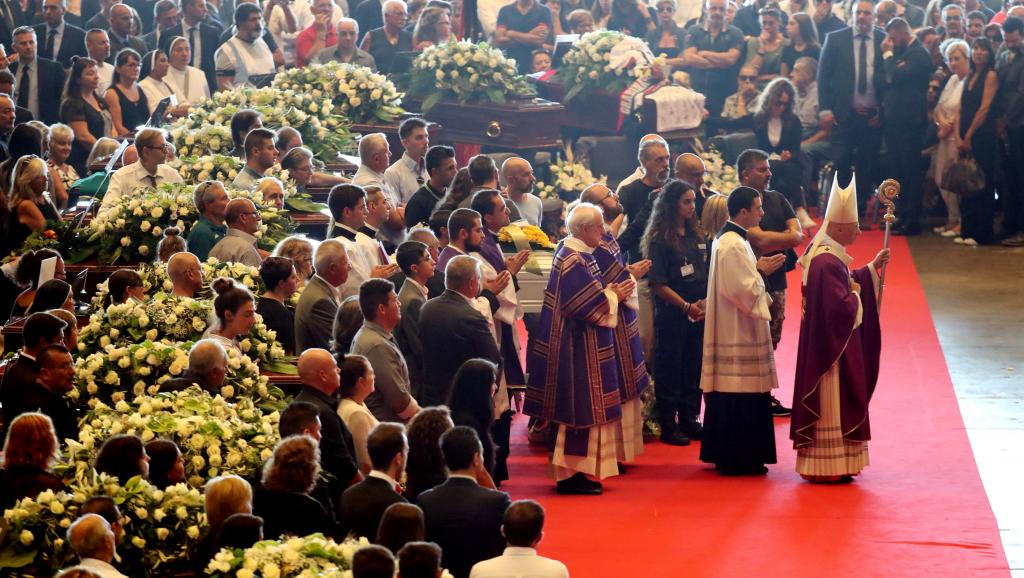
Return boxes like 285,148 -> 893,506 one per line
0,0 -> 1022,574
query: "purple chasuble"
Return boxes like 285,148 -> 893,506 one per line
790,253 -> 881,448
524,244 -> 622,456
593,232 -> 650,401
478,229 -> 508,273
435,245 -> 462,275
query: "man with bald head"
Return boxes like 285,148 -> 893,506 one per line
295,348 -> 361,504
107,3 -> 147,59
167,252 -> 204,298
314,18 -> 377,68
209,198 -> 264,267
673,153 -> 712,217
501,157 -> 544,227
67,513 -> 128,578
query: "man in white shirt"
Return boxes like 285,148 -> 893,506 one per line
470,499 -> 569,578
232,127 -> 278,190
214,2 -> 276,91
100,127 -> 183,218
354,132 -> 406,248
66,513 -> 130,578
328,183 -> 400,298
501,156 -> 544,228
383,117 -> 430,205
86,29 -> 115,94
209,198 -> 264,267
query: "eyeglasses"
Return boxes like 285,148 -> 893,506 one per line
739,75 -> 757,81
657,5 -> 675,11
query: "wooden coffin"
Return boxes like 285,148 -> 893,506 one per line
532,78 -> 623,135
407,97 -> 564,150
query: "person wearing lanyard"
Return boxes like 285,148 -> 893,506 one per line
642,180 -> 709,447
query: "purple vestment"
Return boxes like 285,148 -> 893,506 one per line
593,232 -> 650,401
790,253 -> 881,448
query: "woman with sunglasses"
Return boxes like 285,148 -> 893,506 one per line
646,0 -> 688,67
750,78 -> 809,221
5,156 -> 60,254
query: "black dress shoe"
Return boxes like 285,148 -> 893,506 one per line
617,462 -> 628,474
660,430 -> 691,446
681,421 -> 703,440
770,395 -> 791,417
556,473 -> 603,495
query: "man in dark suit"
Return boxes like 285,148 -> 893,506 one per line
5,344 -> 79,445
84,0 -> 118,31
33,0 -> 87,68
340,422 -> 409,539
177,0 -> 221,98
0,313 -> 67,441
393,240 -> 434,395
142,0 -> 180,51
8,26 -> 66,124
295,239 -> 348,352
881,18 -> 933,235
294,348 -> 362,509
418,255 -> 503,407
0,93 -> 13,160
817,0 -> 886,216
107,4 -> 147,59
419,426 -> 510,578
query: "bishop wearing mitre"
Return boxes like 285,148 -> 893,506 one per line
790,175 -> 891,483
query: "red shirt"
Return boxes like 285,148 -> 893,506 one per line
295,23 -> 338,67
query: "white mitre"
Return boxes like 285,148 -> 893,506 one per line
799,174 -> 859,284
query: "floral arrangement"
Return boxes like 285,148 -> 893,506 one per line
535,159 -> 607,202
171,124 -> 234,158
558,30 -> 654,102
85,183 -> 296,263
171,86 -> 353,159
206,534 -> 368,577
407,40 -> 535,111
172,153 -> 242,183
71,340 -> 285,410
76,295 -> 288,369
700,146 -> 740,194
273,62 -> 405,124
62,389 -> 281,487
498,223 -> 556,250
89,258 -> 266,312
0,470 -> 206,577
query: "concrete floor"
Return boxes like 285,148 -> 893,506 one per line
909,233 -> 1024,577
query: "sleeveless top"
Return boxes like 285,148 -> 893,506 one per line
8,199 -> 62,253
367,27 -> 412,74
112,84 -> 151,132
960,69 -> 995,139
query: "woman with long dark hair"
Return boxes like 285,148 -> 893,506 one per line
744,6 -> 787,84
646,0 -> 687,65
204,278 -> 257,352
749,77 -> 809,226
642,180 -> 708,446
607,0 -> 656,36
60,57 -> 114,176
447,358 -> 500,478
779,12 -> 819,78
954,37 -> 999,246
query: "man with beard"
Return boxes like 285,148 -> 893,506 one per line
616,138 -> 670,360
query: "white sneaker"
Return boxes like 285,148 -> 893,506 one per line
953,236 -> 965,244
962,238 -> 978,247
940,227 -> 960,238
933,225 -> 948,234
796,207 -> 816,229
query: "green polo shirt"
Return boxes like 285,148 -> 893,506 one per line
187,215 -> 227,262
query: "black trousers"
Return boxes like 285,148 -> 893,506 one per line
961,130 -> 998,244
653,311 -> 704,429
830,111 -> 883,215
887,122 -> 926,231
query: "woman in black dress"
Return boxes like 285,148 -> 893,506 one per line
955,38 -> 999,246
104,48 -> 150,137
646,0 -> 687,67
257,257 -> 299,355
60,57 -> 113,176
447,358 -> 501,480
779,12 -> 820,78
642,180 -> 708,445
5,156 -> 60,253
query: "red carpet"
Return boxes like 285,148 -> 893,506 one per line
503,231 -> 1009,578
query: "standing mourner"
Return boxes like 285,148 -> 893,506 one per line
699,187 -> 784,476
791,175 -> 889,482
525,204 -> 634,495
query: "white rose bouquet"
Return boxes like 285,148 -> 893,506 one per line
0,469 -> 206,577
171,124 -> 233,158
206,534 -> 365,577
558,30 -> 654,102
171,153 -> 243,183
407,39 -> 535,111
700,146 -> 739,193
535,159 -> 607,201
273,62 -> 405,124
62,389 -> 281,488
85,183 -> 197,263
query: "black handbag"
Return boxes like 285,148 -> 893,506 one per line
941,152 -> 986,197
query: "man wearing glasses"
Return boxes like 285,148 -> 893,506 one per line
99,127 -> 183,219
209,197 -> 265,267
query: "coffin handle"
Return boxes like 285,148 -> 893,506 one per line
486,121 -> 502,139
